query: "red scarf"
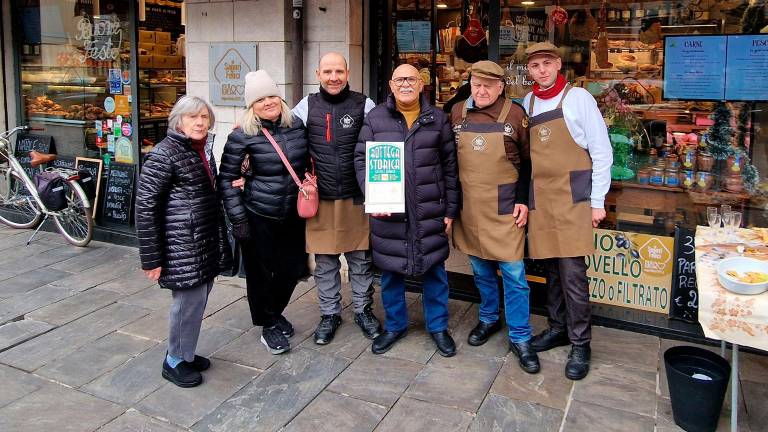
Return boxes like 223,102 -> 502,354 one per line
532,74 -> 567,100
191,138 -> 214,185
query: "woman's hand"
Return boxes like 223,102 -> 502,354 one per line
232,178 -> 245,190
371,213 -> 391,218
143,267 -> 161,281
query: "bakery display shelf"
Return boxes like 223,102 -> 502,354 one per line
139,82 -> 186,88
22,82 -> 105,92
28,116 -> 87,126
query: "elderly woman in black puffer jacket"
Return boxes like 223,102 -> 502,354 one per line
136,95 -> 232,389
218,70 -> 308,356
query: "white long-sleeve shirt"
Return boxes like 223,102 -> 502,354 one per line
523,87 -> 613,208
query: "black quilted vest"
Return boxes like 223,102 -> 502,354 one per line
306,86 -> 367,200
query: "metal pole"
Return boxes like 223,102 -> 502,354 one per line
721,340 -> 726,357
291,1 -> 304,106
731,344 -> 739,432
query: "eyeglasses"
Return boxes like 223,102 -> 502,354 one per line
391,76 -> 419,87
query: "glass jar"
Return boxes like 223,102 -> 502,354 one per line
650,167 -> 665,186
665,168 -> 680,187
637,168 -> 650,184
723,175 -> 744,193
726,154 -> 744,173
680,170 -> 695,189
697,152 -> 715,172
696,171 -> 713,191
681,147 -> 697,169
622,9 -> 632,22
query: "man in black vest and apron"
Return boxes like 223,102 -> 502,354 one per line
523,42 -> 612,380
450,61 -> 539,374
293,52 -> 381,345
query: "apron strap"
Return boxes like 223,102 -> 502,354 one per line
528,94 -> 536,115
460,100 -> 469,123
496,99 -> 513,123
556,85 -> 572,109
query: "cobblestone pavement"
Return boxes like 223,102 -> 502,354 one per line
0,228 -> 765,432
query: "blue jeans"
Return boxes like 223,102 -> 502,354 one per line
380,263 -> 449,333
469,256 -> 532,343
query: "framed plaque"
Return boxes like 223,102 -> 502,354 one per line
364,141 -> 405,214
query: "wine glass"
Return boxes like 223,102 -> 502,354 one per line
707,211 -> 721,229
707,207 -> 718,226
720,205 -> 732,225
730,211 -> 742,240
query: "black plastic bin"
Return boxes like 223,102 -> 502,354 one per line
664,345 -> 731,432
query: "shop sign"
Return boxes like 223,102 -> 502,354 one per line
209,43 -> 258,107
75,15 -> 122,62
108,69 -> 122,94
587,229 -> 675,314
499,13 -> 547,47
364,141 -> 405,214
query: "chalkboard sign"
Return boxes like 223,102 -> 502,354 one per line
14,134 -> 52,179
75,157 -> 104,217
142,2 -> 184,39
101,162 -> 134,225
670,227 -> 698,323
50,156 -> 75,170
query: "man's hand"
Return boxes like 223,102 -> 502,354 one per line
143,267 -> 161,281
444,217 -> 453,234
592,208 -> 606,228
371,212 -> 391,218
232,178 -> 245,190
512,204 -> 528,227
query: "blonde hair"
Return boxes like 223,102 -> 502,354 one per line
239,100 -> 293,136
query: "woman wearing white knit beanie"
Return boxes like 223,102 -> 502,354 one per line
218,69 -> 310,355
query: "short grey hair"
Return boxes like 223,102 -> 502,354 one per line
168,96 -> 216,132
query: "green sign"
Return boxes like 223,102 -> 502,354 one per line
368,144 -> 402,182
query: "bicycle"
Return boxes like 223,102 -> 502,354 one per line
0,126 -> 93,246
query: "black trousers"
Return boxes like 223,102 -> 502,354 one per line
543,257 -> 591,345
240,210 -> 307,327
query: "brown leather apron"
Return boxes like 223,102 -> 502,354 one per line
452,99 -> 525,262
527,85 -> 594,259
305,198 -> 370,254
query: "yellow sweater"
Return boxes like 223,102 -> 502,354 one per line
396,99 -> 420,129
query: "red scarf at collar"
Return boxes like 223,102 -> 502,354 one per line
532,74 -> 567,100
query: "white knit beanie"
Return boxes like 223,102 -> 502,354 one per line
244,70 -> 281,108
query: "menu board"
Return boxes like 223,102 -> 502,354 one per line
396,21 -> 431,53
725,35 -> 768,101
14,134 -> 52,179
75,157 -> 104,217
101,162 -> 134,225
663,36 -> 727,101
669,227 -> 698,323
664,35 -> 768,101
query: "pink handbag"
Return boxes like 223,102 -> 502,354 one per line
262,128 -> 318,218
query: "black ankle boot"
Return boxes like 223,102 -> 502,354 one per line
565,343 -> 591,380
467,320 -> 501,346
530,327 -> 570,352
431,330 -> 456,357
509,341 -> 541,374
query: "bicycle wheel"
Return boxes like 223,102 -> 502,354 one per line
52,179 -> 93,247
0,171 -> 42,229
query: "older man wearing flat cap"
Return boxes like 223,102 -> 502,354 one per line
450,60 -> 538,373
522,42 -> 612,380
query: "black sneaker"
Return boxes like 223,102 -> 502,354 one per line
162,359 -> 202,388
276,315 -> 294,338
314,314 -> 342,345
354,306 -> 382,339
261,325 -> 290,355
188,355 -> 211,372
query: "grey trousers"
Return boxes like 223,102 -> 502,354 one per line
543,257 -> 591,345
314,250 -> 374,315
168,280 -> 213,362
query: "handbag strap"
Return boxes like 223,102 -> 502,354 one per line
262,127 -> 303,188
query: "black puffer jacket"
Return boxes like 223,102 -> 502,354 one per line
218,117 -> 308,223
354,93 -> 459,276
306,86 -> 367,200
136,130 -> 232,290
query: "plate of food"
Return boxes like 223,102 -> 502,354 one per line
717,257 -> 768,295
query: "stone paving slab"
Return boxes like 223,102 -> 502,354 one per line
194,348 -> 350,432
452,306 -> 511,359
283,390 -> 388,432
562,400 -> 655,432
137,360 -> 258,428
0,383 -> 124,432
298,304 -> 373,360
0,233 -> 60,259
96,269 -> 157,295
404,350 -> 502,412
26,288 -> 121,326
468,393 -> 564,432
0,319 -> 55,352
0,266 -> 71,298
120,308 -> 170,342
373,396 -> 473,432
0,284 -> 76,325
572,362 -> 657,418
489,357 -> 573,411
203,284 -> 245,318
37,331 -> 157,388
0,364 -> 50,409
51,258 -> 141,291
83,343 -> 168,406
590,325 -> 660,373
0,244 -> 91,280
739,351 -> 768,385
327,351 -> 424,408
742,380 -> 768,432
195,324 -> 245,358
119,286 -> 173,311
99,409 -> 191,432
204,298 -> 254,331
0,302 -> 149,371
49,243 -> 134,273
210,326 -> 281,371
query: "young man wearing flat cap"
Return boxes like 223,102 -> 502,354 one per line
450,60 -> 538,374
522,42 -> 612,380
